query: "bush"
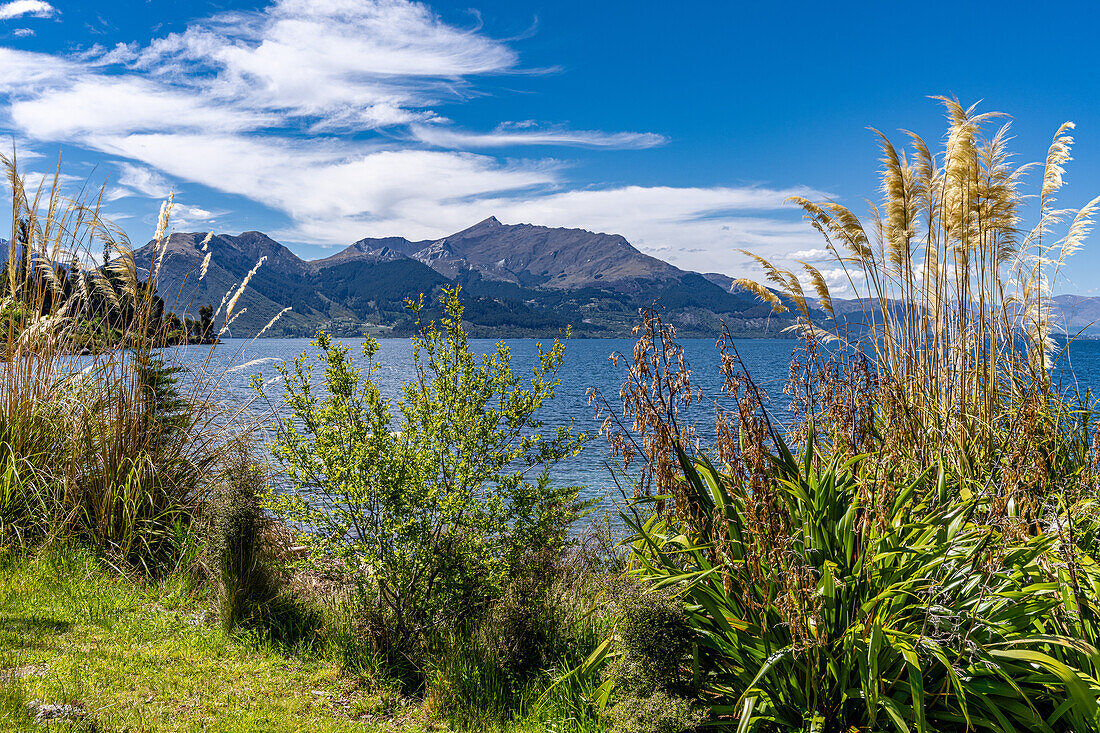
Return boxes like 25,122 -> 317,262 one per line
206,442 -> 281,633
257,286 -> 587,670
609,592 -> 695,698
646,439 -> 1100,730
575,311 -> 1100,730
481,548 -> 563,683
607,691 -> 706,733
599,590 -> 703,733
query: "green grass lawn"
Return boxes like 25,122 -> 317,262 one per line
0,548 -> 567,733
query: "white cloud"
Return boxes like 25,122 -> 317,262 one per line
6,146 -> 43,160
11,77 -> 273,138
90,131 -> 559,232
92,0 -> 518,131
0,47 -> 74,91
0,0 -> 823,278
183,205 -> 214,220
412,124 -> 667,149
0,1 -> 55,21
114,162 -> 172,199
167,202 -> 222,230
20,169 -> 82,184
786,248 -> 830,261
12,27 -> 32,37
808,267 -> 867,297
2,0 -> 515,139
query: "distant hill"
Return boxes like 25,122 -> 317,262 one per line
824,294 -> 1100,339
692,266 -> 1100,340
702,272 -> 736,292
132,218 -> 795,338
137,231 -> 326,337
1048,295 -> 1100,337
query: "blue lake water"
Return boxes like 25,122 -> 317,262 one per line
168,336 -> 1100,512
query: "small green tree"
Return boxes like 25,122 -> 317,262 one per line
257,287 -> 586,658
198,304 -> 214,341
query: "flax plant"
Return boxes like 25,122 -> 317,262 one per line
573,311 -> 1100,732
571,100 -> 1100,731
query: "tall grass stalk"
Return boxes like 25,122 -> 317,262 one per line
737,98 -> 1098,485
0,152 -> 266,572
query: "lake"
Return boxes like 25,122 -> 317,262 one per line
169,336 -> 1100,512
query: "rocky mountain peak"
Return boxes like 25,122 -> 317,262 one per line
447,215 -> 504,239
126,220 -> 786,339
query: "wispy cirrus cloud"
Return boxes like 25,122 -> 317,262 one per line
411,123 -> 667,149
11,77 -> 274,137
0,0 -> 819,276
0,46 -> 71,88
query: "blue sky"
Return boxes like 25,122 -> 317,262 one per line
2,0 -> 1100,292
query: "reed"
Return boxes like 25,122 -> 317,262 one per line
736,98 -> 1098,495
0,152 -> 264,573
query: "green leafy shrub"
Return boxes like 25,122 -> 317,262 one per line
258,287 -> 587,670
607,690 -> 706,733
568,101 -> 1100,731
568,420 -> 1100,730
580,313 -> 1100,730
206,443 -> 281,633
608,592 -> 696,698
592,590 -> 702,733
481,548 -> 565,683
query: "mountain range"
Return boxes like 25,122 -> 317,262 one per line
113,218 -> 1100,339
136,217 -> 793,338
